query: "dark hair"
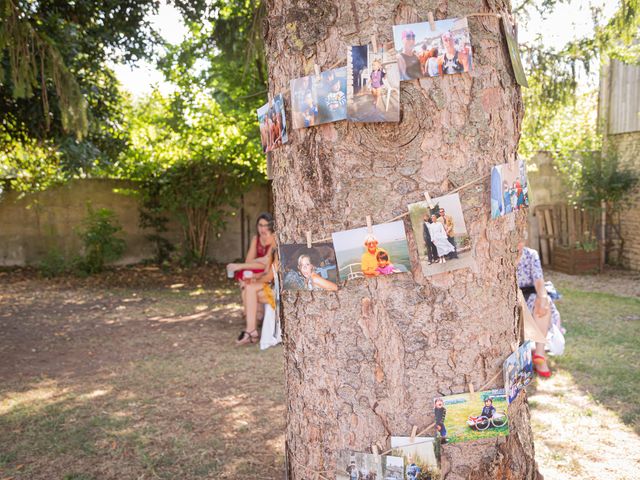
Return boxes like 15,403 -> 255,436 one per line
376,251 -> 389,262
256,212 -> 274,233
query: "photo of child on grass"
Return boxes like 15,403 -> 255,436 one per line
433,389 -> 509,444
347,44 -> 400,122
408,193 -> 475,277
390,436 -> 441,479
332,221 -> 411,282
290,67 -> 347,129
504,340 -> 534,404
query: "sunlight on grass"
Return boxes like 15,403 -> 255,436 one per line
0,382 -> 66,415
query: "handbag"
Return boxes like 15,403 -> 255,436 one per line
546,323 -> 565,356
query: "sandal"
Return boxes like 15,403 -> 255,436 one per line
236,329 -> 259,346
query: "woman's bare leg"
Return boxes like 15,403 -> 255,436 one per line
244,283 -> 261,333
534,308 -> 551,372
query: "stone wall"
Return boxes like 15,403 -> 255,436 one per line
0,179 -> 271,266
607,131 -> 640,270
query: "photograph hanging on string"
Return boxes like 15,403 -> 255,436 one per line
332,220 -> 412,282
502,17 -> 528,87
257,93 -> 288,153
407,193 -> 475,277
336,451 -> 405,480
433,389 -> 509,444
503,340 -> 534,404
290,67 -> 348,129
347,44 -> 400,122
279,243 -> 339,291
392,17 -> 473,81
390,436 -> 441,479
490,157 -> 529,219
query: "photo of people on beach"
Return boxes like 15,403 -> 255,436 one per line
390,436 -> 441,479
347,44 -> 400,122
491,158 -> 529,219
290,67 -> 348,129
332,221 -> 411,282
407,193 -> 475,277
502,17 -> 528,87
279,243 -> 338,292
336,451 -> 404,480
257,93 -> 288,153
504,340 -> 534,404
434,389 -> 509,445
392,17 -> 473,81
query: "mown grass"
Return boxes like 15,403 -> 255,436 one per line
550,286 -> 640,432
441,393 -> 509,444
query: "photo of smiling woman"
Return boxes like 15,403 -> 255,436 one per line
280,243 -> 339,292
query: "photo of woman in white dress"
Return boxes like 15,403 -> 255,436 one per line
427,214 -> 455,263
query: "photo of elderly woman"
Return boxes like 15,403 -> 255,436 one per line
332,221 -> 411,282
392,17 -> 473,81
279,243 -> 338,291
408,193 -> 475,277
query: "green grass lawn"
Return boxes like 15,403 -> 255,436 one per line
550,286 -> 640,432
441,391 -> 509,444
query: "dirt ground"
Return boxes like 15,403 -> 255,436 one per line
0,267 -> 285,480
1,266 -> 638,479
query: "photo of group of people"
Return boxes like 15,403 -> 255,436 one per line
347,45 -> 400,123
408,193 -> 475,277
279,243 -> 338,291
491,158 -> 529,219
434,389 -> 509,444
290,67 -> 348,129
257,93 -> 288,153
336,451 -> 404,480
390,436 -> 441,479
503,340 -> 534,404
392,18 -> 473,80
332,221 -> 411,281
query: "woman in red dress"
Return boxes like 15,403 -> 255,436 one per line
226,213 -> 276,344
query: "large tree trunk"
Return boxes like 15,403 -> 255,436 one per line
263,1 -> 537,478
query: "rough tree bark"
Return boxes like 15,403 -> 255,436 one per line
263,1 -> 537,478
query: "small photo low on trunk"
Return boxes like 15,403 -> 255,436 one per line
390,436 -> 441,479
433,389 -> 509,445
336,451 -> 405,480
504,340 -> 534,404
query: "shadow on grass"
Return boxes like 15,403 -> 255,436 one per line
534,286 -> 640,434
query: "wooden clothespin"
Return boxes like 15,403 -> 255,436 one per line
424,191 -> 434,209
410,425 -> 418,443
314,63 -> 321,79
371,34 -> 378,54
306,231 -> 312,249
366,215 -> 373,234
427,12 -> 436,31
372,444 -> 380,463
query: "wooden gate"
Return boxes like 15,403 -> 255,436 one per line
533,203 -> 601,268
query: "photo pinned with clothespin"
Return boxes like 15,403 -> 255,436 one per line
410,425 -> 417,443
427,11 -> 436,31
372,444 -> 380,463
424,191 -> 434,209
365,215 -> 373,234
306,231 -> 312,249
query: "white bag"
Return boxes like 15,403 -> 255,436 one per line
546,323 -> 565,356
260,265 -> 282,350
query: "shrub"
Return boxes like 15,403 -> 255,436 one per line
75,205 -> 126,274
38,248 -> 68,278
